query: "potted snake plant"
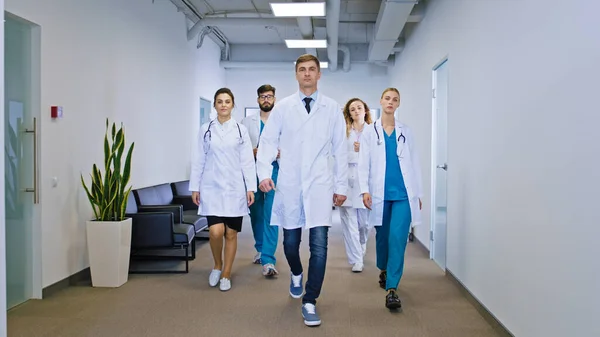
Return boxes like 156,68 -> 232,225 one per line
81,118 -> 135,287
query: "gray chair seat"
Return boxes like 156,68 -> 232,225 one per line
183,210 -> 208,232
173,223 -> 195,244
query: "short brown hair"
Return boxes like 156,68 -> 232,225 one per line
213,87 -> 235,107
381,87 -> 400,99
295,54 -> 320,72
343,98 -> 373,137
257,84 -> 276,96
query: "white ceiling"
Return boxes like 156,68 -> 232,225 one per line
168,0 -> 428,71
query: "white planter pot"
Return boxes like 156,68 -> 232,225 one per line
86,218 -> 132,287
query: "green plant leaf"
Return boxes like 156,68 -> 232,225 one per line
82,118 -> 134,221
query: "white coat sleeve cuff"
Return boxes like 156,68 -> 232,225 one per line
334,187 -> 348,196
257,166 -> 273,183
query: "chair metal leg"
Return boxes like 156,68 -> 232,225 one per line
185,244 -> 189,273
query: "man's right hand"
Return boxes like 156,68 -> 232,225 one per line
362,193 -> 372,210
192,191 -> 200,206
259,178 -> 276,193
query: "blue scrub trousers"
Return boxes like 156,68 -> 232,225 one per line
375,199 -> 411,290
249,164 -> 279,265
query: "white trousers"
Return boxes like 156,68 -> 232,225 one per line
339,207 -> 371,265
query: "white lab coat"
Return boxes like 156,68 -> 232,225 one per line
256,91 -> 348,229
240,113 -> 281,166
240,113 -> 262,148
357,118 -> 423,227
189,118 -> 257,217
341,128 -> 368,209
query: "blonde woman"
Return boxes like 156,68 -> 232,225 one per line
339,98 -> 373,272
190,88 -> 256,292
358,88 -> 423,309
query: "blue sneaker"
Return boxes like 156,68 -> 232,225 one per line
289,273 -> 304,298
302,303 -> 321,326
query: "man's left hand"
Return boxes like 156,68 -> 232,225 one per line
333,194 -> 347,207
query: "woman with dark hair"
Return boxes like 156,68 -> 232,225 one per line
339,98 -> 373,272
189,87 -> 256,291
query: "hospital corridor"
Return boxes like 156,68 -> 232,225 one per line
2,0 -> 598,336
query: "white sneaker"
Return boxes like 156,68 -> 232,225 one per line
262,263 -> 279,277
209,269 -> 221,287
219,278 -> 231,291
253,252 -> 262,264
361,244 -> 367,257
352,262 -> 364,273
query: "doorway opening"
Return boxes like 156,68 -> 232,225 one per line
430,57 -> 449,271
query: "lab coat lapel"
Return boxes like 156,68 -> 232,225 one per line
253,114 -> 261,144
291,92 -> 312,138
293,92 -> 310,124
374,118 -> 383,145
306,93 -> 325,120
395,121 -> 406,158
294,91 -> 325,129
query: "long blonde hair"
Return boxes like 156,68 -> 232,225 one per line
343,98 -> 373,138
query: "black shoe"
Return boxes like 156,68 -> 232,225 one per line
385,290 -> 402,310
379,271 -> 387,289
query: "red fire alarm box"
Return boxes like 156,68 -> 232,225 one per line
51,106 -> 63,119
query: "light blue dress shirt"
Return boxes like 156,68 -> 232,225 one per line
299,90 -> 318,112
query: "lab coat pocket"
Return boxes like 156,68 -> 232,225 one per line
370,195 -> 384,225
348,176 -> 355,189
409,197 -> 422,226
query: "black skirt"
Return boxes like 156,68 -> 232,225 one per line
206,216 -> 243,232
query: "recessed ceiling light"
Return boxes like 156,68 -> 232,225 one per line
270,2 -> 326,17
285,39 -> 327,49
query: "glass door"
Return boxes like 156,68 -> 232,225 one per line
431,58 -> 449,271
4,13 -> 40,309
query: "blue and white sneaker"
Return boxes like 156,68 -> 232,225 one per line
289,273 -> 304,298
262,263 -> 279,277
253,252 -> 262,264
302,303 -> 321,326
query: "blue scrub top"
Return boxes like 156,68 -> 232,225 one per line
384,129 -> 408,201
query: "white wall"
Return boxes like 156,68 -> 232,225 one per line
389,0 -> 600,336
4,0 -> 225,288
1,2 -> 7,336
224,63 -> 389,121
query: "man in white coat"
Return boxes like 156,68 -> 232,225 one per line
241,84 -> 281,277
257,54 -> 348,327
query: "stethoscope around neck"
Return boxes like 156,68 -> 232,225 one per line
374,123 -> 406,145
203,119 -> 243,153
